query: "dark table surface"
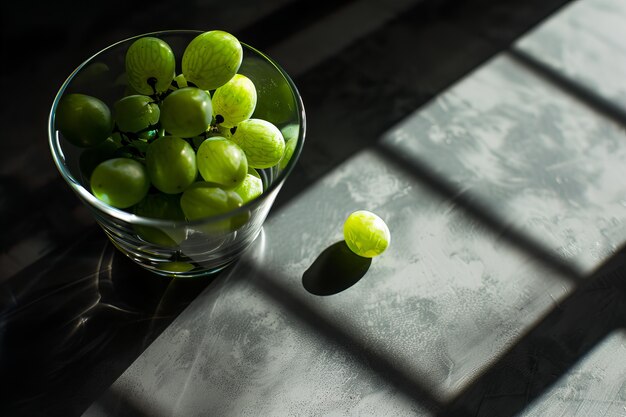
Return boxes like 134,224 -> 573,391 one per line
2,0 -> 626,416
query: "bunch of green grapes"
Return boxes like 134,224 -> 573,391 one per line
56,31 -> 298,245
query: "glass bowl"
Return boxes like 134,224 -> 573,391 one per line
48,30 -> 305,278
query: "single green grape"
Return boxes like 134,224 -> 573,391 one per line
125,37 -> 175,95
212,74 -> 257,128
71,63 -> 115,99
240,57 -> 297,126
79,137 -> 121,180
231,118 -> 285,169
113,95 -> 160,133
72,62 -> 111,89
156,261 -> 195,273
232,173 -> 263,204
180,182 -> 243,221
146,136 -> 197,194
56,93 -> 113,147
279,124 -> 299,171
279,136 -> 297,171
196,137 -> 248,188
182,31 -> 243,90
160,87 -> 212,137
343,210 -> 390,258
134,193 -> 186,246
281,124 -> 299,142
90,158 -> 150,208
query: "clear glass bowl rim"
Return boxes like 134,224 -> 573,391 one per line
48,29 -> 306,228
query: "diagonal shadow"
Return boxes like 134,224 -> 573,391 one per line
271,0 -> 575,213
0,229 -> 218,417
375,142 -> 584,284
87,384 -> 167,417
77,224 -> 625,417
367,99 -> 625,415
239,245 -> 625,416
242,261 -> 445,413
509,48 -> 626,129
438,244 -> 626,416
236,0 -> 357,51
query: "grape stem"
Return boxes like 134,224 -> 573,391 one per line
147,77 -> 158,95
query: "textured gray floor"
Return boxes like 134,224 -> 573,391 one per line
516,0 -> 626,115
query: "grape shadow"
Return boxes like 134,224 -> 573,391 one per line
302,240 -> 371,296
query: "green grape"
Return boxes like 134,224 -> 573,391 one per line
72,62 -> 113,98
146,136 -> 197,194
182,30 -> 243,90
90,158 -> 150,208
56,93 -> 113,147
231,118 -> 285,169
79,137 -> 121,180
230,209 -> 251,231
279,124 -> 299,170
343,210 -> 390,258
125,37 -> 175,95
72,62 -> 111,88
134,193 -> 186,246
160,87 -> 212,137
196,137 -> 247,188
156,261 -> 195,273
248,166 -> 261,179
281,124 -> 299,142
232,173 -> 263,204
168,73 -> 189,91
279,136 -> 297,171
180,182 -> 243,223
212,74 -> 257,128
240,57 -> 297,126
113,95 -> 160,133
